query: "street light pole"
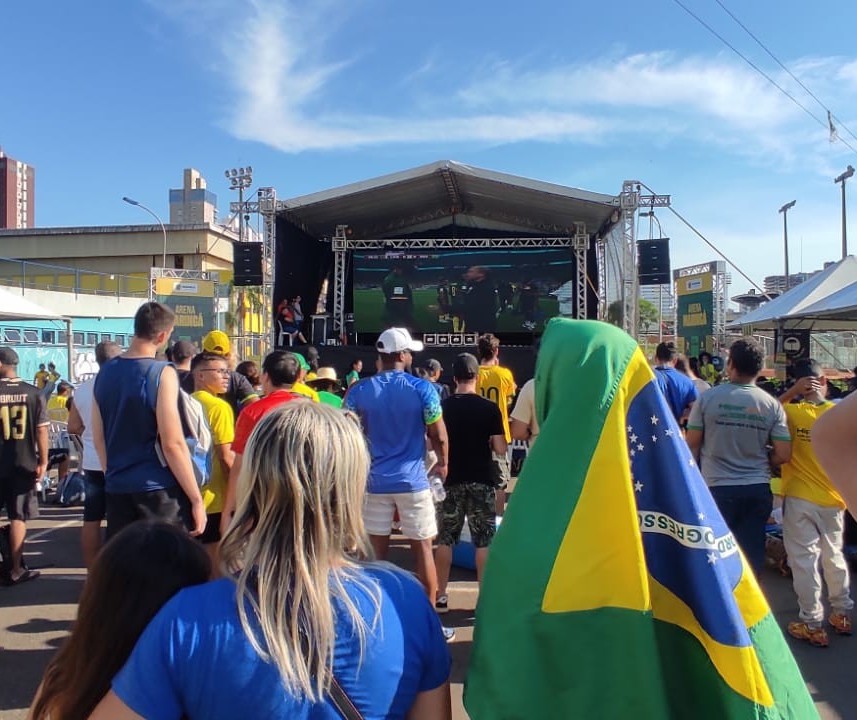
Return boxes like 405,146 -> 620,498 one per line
123,196 -> 167,268
778,200 -> 796,292
835,165 -> 855,259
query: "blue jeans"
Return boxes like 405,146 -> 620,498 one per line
710,483 -> 772,575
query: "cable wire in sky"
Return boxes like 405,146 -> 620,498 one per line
637,180 -> 772,299
711,0 -> 857,148
669,0 -> 857,157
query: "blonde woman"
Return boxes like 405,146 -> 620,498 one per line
89,402 -> 452,720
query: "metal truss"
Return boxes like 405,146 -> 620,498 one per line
617,182 -> 672,339
230,187 -> 278,352
712,263 -> 731,348
339,236 -> 572,250
332,225 -> 349,339
620,182 -> 640,337
572,222 -> 589,320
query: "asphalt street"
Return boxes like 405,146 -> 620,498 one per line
1,505 -> 855,719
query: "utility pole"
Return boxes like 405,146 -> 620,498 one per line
835,165 -> 854,259
778,200 -> 796,291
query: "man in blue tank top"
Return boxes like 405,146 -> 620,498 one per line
92,302 -> 206,540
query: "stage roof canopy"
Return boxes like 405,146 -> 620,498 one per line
281,160 -> 621,240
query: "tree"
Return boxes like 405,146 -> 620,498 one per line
607,300 -> 623,326
638,299 -> 660,334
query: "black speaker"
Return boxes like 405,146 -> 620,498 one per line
233,243 -> 263,286
637,238 -> 671,286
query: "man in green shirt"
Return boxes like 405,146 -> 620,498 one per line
307,367 -> 343,408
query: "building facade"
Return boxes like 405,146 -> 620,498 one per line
0,148 -> 35,229
169,168 -> 217,224
0,223 -> 237,296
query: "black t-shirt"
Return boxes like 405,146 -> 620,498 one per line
464,279 -> 498,332
442,393 -> 504,487
0,377 -> 48,489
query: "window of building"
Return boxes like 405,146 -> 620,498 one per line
58,331 -> 68,345
3,329 -> 21,343
73,332 -> 84,345
86,332 -> 99,346
22,330 -> 39,344
114,334 -> 126,346
174,255 -> 185,269
42,330 -> 56,344
100,333 -> 112,342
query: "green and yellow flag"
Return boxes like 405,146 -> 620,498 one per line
465,319 -> 816,719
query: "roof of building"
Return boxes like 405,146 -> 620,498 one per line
280,160 -> 622,239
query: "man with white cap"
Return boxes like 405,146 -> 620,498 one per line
344,328 -> 450,627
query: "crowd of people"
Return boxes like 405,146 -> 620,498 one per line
3,301 -> 857,716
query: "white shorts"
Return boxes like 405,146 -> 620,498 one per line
364,489 -> 437,541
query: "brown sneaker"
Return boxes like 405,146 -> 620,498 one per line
829,613 -> 852,636
788,621 -> 829,647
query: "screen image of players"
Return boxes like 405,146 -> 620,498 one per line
462,266 -> 497,334
381,265 -> 414,328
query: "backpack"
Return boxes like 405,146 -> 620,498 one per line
56,471 -> 86,506
146,362 -> 213,487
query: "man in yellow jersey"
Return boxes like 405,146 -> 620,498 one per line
34,364 -> 50,390
475,333 -> 515,514
778,358 -> 853,648
191,352 -> 235,565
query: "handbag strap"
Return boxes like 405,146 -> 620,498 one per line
328,674 -> 364,720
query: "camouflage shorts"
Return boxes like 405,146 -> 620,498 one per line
436,483 -> 497,548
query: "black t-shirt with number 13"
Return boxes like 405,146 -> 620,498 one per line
0,377 -> 48,488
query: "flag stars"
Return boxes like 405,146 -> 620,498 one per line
630,448 -> 636,457
634,481 -> 644,492
665,428 -> 675,437
652,435 -> 658,443
697,512 -> 706,522
637,443 -> 644,452
651,415 -> 659,425
630,433 -> 638,444
688,457 -> 696,467
627,424 -> 633,433
707,552 -> 718,565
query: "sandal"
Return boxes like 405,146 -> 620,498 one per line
9,568 -> 40,585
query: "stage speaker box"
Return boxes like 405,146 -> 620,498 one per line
637,238 -> 671,286
233,243 -> 263,286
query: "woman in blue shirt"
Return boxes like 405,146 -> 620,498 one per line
89,402 -> 452,720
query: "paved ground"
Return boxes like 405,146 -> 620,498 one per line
2,505 -> 856,719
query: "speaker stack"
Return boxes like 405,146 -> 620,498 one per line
233,243 -> 263,286
637,238 -> 671,286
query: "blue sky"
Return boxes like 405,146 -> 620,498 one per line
4,0 -> 857,290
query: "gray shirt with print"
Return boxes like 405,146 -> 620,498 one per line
687,383 -> 790,487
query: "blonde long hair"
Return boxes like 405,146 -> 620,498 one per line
219,402 -> 380,701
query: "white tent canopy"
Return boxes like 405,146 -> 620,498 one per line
729,256 -> 857,331
790,280 -> 857,325
0,286 -> 64,320
0,286 -> 74,380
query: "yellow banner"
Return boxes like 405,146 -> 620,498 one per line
154,278 -> 215,297
675,273 -> 713,297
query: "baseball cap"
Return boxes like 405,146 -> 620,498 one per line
376,328 -> 424,354
452,353 -> 479,381
0,348 -> 19,366
202,330 -> 231,356
291,352 -> 310,371
424,358 -> 443,374
171,340 -> 197,363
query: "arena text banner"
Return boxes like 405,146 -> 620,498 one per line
673,263 -> 715,358
153,276 -> 216,346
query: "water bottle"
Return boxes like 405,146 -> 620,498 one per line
430,475 -> 446,503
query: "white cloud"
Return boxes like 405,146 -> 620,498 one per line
152,0 -> 857,167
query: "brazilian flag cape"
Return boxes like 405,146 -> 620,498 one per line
465,319 -> 816,720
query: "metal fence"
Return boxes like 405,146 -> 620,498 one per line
0,257 -> 149,298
